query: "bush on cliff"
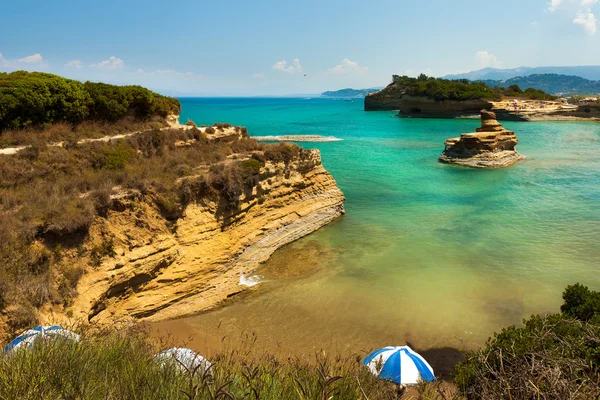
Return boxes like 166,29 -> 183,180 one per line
454,283 -> 600,399
0,71 -> 180,131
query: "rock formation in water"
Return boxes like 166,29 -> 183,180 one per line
50,150 -> 344,325
439,110 -> 524,168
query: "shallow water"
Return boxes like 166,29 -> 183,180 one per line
168,98 -> 600,354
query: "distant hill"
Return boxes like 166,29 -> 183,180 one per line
321,88 -> 383,98
444,66 -> 600,81
479,74 -> 600,96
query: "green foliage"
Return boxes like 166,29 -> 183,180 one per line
0,71 -> 180,131
454,283 -> 600,399
391,74 -> 497,101
92,145 -> 136,170
561,283 -> 600,323
389,74 -> 556,102
239,158 -> 262,178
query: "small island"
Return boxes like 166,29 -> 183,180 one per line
439,110 -> 524,168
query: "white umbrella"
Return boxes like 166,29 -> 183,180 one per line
155,347 -> 212,375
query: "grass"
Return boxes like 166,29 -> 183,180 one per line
0,116 -> 166,148
0,325 -> 406,400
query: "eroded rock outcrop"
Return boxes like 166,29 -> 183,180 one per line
439,110 -> 524,168
58,150 -> 344,324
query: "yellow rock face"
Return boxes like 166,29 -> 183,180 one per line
57,150 -> 344,325
439,110 -> 524,168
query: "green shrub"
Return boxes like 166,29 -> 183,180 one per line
454,283 -> 600,399
264,142 -> 300,164
92,145 -> 136,170
0,71 -> 180,131
561,283 -> 600,323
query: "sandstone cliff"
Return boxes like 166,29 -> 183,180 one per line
51,151 -> 345,325
439,110 -> 524,168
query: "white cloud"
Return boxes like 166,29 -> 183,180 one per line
252,72 -> 265,79
18,54 -> 43,64
573,9 -> 597,34
582,0 -> 599,5
136,68 -> 144,74
89,56 -> 124,69
475,50 -> 501,68
272,58 -> 302,73
328,58 -> 368,75
65,60 -> 83,69
0,52 -> 48,71
548,0 -> 563,11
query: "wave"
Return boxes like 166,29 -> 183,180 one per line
252,135 -> 343,142
239,274 -> 264,287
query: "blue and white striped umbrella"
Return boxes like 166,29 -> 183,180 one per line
363,346 -> 435,385
3,325 -> 80,353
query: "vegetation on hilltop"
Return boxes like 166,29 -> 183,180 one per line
383,74 -> 556,102
480,73 -> 600,96
0,71 -> 180,131
0,124 -> 318,337
391,74 -> 497,101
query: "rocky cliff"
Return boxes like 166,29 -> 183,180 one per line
397,96 -> 493,118
364,84 -> 405,110
439,110 -> 524,168
43,151 -> 344,325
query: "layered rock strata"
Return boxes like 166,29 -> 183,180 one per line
439,110 -> 524,168
52,150 -> 344,324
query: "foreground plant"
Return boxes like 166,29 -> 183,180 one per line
454,284 -> 600,400
0,326 -> 403,400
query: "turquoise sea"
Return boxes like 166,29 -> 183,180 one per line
173,97 -> 600,353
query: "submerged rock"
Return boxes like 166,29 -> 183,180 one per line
439,110 -> 524,168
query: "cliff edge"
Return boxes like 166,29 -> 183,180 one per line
59,151 -> 344,324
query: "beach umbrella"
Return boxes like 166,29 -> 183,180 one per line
363,346 -> 434,385
155,347 -> 212,375
3,325 -> 80,353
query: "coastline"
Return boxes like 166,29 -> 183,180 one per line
55,151 -> 345,326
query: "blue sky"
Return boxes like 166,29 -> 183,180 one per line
1,0 -> 599,95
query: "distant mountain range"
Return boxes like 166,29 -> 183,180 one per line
480,74 -> 600,96
321,88 -> 383,98
443,66 -> 600,81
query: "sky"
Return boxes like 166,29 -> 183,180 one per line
1,0 -> 599,96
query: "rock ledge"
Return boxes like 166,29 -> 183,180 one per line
439,110 -> 524,168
